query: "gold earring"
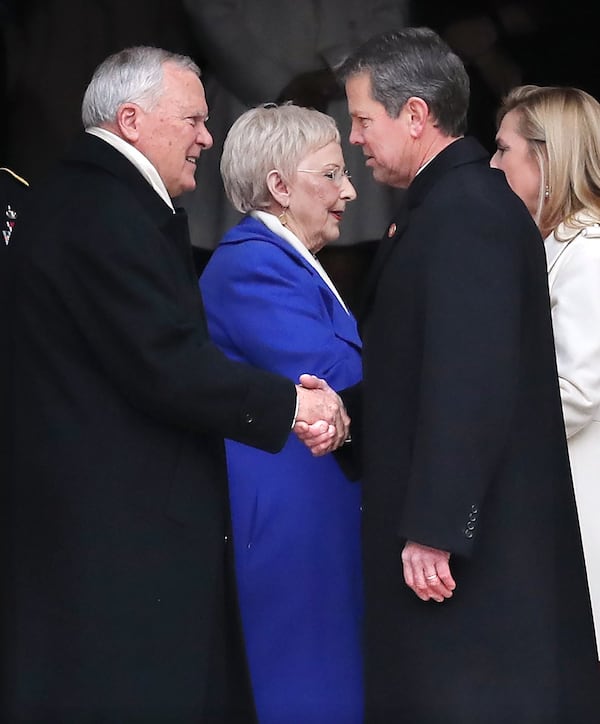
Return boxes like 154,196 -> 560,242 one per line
278,207 -> 288,226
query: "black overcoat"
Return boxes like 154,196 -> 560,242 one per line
3,134 -> 296,722
348,138 -> 600,723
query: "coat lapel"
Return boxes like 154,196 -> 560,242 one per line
65,133 -> 176,227
222,215 -> 362,349
356,195 -> 409,328
328,287 -> 362,348
545,233 -> 572,275
357,137 -> 491,329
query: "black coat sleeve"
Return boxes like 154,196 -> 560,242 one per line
16,178 -> 296,453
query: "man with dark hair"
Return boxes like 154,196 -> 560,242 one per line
303,26 -> 600,723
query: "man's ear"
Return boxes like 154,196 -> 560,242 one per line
266,169 -> 291,208
405,96 -> 430,138
116,103 -> 142,143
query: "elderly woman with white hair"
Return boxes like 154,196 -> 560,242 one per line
200,104 -> 363,724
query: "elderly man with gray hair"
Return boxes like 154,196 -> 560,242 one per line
4,46 -> 348,723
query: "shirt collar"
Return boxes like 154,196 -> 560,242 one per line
85,127 -> 174,212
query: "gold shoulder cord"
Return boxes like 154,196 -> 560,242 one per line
0,167 -> 29,187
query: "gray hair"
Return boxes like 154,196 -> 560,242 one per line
81,46 -> 201,128
338,27 -> 470,137
220,103 -> 341,213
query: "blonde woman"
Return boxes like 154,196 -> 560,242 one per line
492,84 -> 600,658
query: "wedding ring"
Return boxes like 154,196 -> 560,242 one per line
426,574 -> 439,581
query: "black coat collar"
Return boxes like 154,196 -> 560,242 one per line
357,137 -> 490,326
64,132 -> 195,276
406,136 -> 490,210
63,132 -> 176,228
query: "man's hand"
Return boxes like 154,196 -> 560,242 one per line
293,419 -> 337,456
293,374 -> 350,456
401,541 -> 456,603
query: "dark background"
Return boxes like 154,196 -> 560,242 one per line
2,1 -> 596,308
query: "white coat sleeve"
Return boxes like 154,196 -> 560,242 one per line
549,229 -> 600,438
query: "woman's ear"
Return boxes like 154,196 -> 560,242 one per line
266,169 -> 291,208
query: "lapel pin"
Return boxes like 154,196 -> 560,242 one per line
387,222 -> 397,238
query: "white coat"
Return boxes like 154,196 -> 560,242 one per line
546,214 -> 600,658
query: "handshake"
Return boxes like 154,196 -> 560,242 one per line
293,373 -> 351,456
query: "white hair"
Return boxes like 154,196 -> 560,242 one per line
220,103 -> 340,213
81,46 -> 200,128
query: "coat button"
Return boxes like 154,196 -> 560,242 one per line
464,528 -> 474,539
244,413 -> 254,424
471,505 -> 478,514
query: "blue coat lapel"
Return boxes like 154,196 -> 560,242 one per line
220,215 -> 361,350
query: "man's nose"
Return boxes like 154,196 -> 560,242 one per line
198,126 -> 213,150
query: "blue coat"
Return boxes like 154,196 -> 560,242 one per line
200,215 -> 363,724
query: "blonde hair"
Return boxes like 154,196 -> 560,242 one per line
496,85 -> 600,238
220,103 -> 340,213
